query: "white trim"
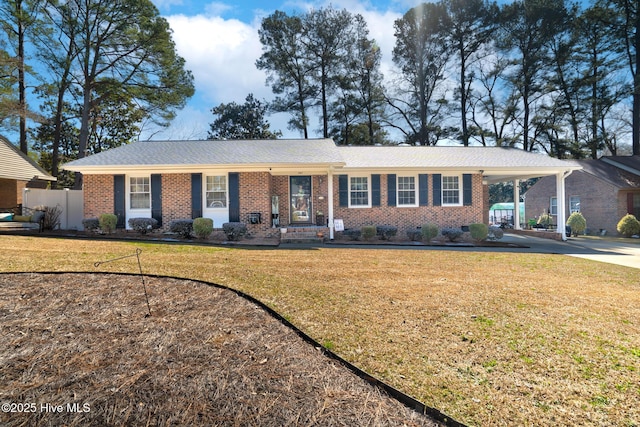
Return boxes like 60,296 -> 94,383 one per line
396,175 -> 418,207
202,173 -> 229,226
348,174 -> 371,208
441,174 -> 463,207
126,174 -> 151,228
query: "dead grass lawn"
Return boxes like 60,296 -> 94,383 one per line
1,235 -> 639,426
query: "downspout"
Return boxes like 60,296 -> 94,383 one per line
513,179 -> 521,230
556,170 -> 573,241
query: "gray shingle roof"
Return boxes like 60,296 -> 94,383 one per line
62,139 -> 581,181
0,136 -> 56,181
64,139 -> 344,168
338,145 -> 579,169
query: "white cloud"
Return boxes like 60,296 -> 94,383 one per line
152,2 -> 403,140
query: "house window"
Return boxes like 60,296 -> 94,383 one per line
397,176 -> 417,206
569,196 -> 580,213
129,177 -> 150,209
206,175 -> 227,208
550,197 -> 557,215
442,176 -> 460,206
350,176 -> 370,207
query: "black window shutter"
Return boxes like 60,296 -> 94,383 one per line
151,174 -> 162,226
419,174 -> 429,206
463,174 -> 473,206
433,174 -> 442,206
191,173 -> 202,219
387,174 -> 396,206
371,174 -> 380,206
338,175 -> 348,207
228,173 -> 240,222
113,175 -> 125,228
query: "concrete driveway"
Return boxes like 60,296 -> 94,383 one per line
500,233 -> 640,270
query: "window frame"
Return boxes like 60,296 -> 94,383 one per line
441,175 -> 462,206
550,197 -> 558,216
569,196 -> 580,213
348,175 -> 371,208
128,176 -> 151,210
396,175 -> 418,207
205,175 -> 228,209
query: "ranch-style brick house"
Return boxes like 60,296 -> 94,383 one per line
62,138 -> 582,240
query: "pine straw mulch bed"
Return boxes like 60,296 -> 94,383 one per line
0,272 -> 440,427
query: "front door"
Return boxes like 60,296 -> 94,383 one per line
290,176 -> 312,224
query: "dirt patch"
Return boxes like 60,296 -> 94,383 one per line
0,273 -> 439,427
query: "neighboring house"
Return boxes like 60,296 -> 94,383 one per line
62,139 -> 581,239
0,135 -> 56,209
524,156 -> 640,235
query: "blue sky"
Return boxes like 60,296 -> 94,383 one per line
147,0 -> 424,139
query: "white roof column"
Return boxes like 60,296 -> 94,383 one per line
556,171 -> 570,241
327,169 -> 335,240
513,179 -> 521,230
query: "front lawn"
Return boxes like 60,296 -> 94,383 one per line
1,235 -> 638,426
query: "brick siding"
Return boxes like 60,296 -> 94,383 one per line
83,175 -> 114,219
524,172 -> 623,234
81,172 -> 487,238
331,174 -> 485,235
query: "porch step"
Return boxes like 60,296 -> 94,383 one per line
280,227 -> 329,244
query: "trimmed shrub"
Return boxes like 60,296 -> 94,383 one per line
128,217 -> 159,234
406,229 -> 422,241
82,217 -> 100,232
469,223 -> 489,242
99,213 -> 117,234
342,228 -> 361,241
566,212 -> 587,236
537,213 -> 553,229
441,227 -> 464,242
361,225 -> 377,241
487,226 -> 504,240
222,222 -> 247,241
376,225 -> 397,240
193,217 -> 213,239
169,219 -> 194,238
421,223 -> 439,242
617,214 -> 640,237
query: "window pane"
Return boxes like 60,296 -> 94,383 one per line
550,197 -> 557,215
569,196 -> 580,213
398,176 -> 416,205
350,177 -> 369,206
442,176 -> 459,205
129,177 -> 150,209
206,175 -> 227,208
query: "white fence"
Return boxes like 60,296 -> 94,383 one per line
22,188 -> 84,230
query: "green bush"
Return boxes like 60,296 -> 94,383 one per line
222,222 -> 247,241
361,225 -> 377,240
421,223 -> 439,242
376,225 -> 397,240
566,212 -> 587,236
537,213 -> 553,228
128,217 -> 159,234
406,229 -> 422,241
441,227 -> 464,242
343,228 -> 361,241
469,223 -> 489,241
99,213 -> 117,234
193,217 -> 213,239
169,219 -> 193,238
617,214 -> 640,237
82,217 -> 100,232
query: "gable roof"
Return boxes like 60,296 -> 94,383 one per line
0,136 -> 56,182
575,157 -> 640,189
62,139 -> 581,182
